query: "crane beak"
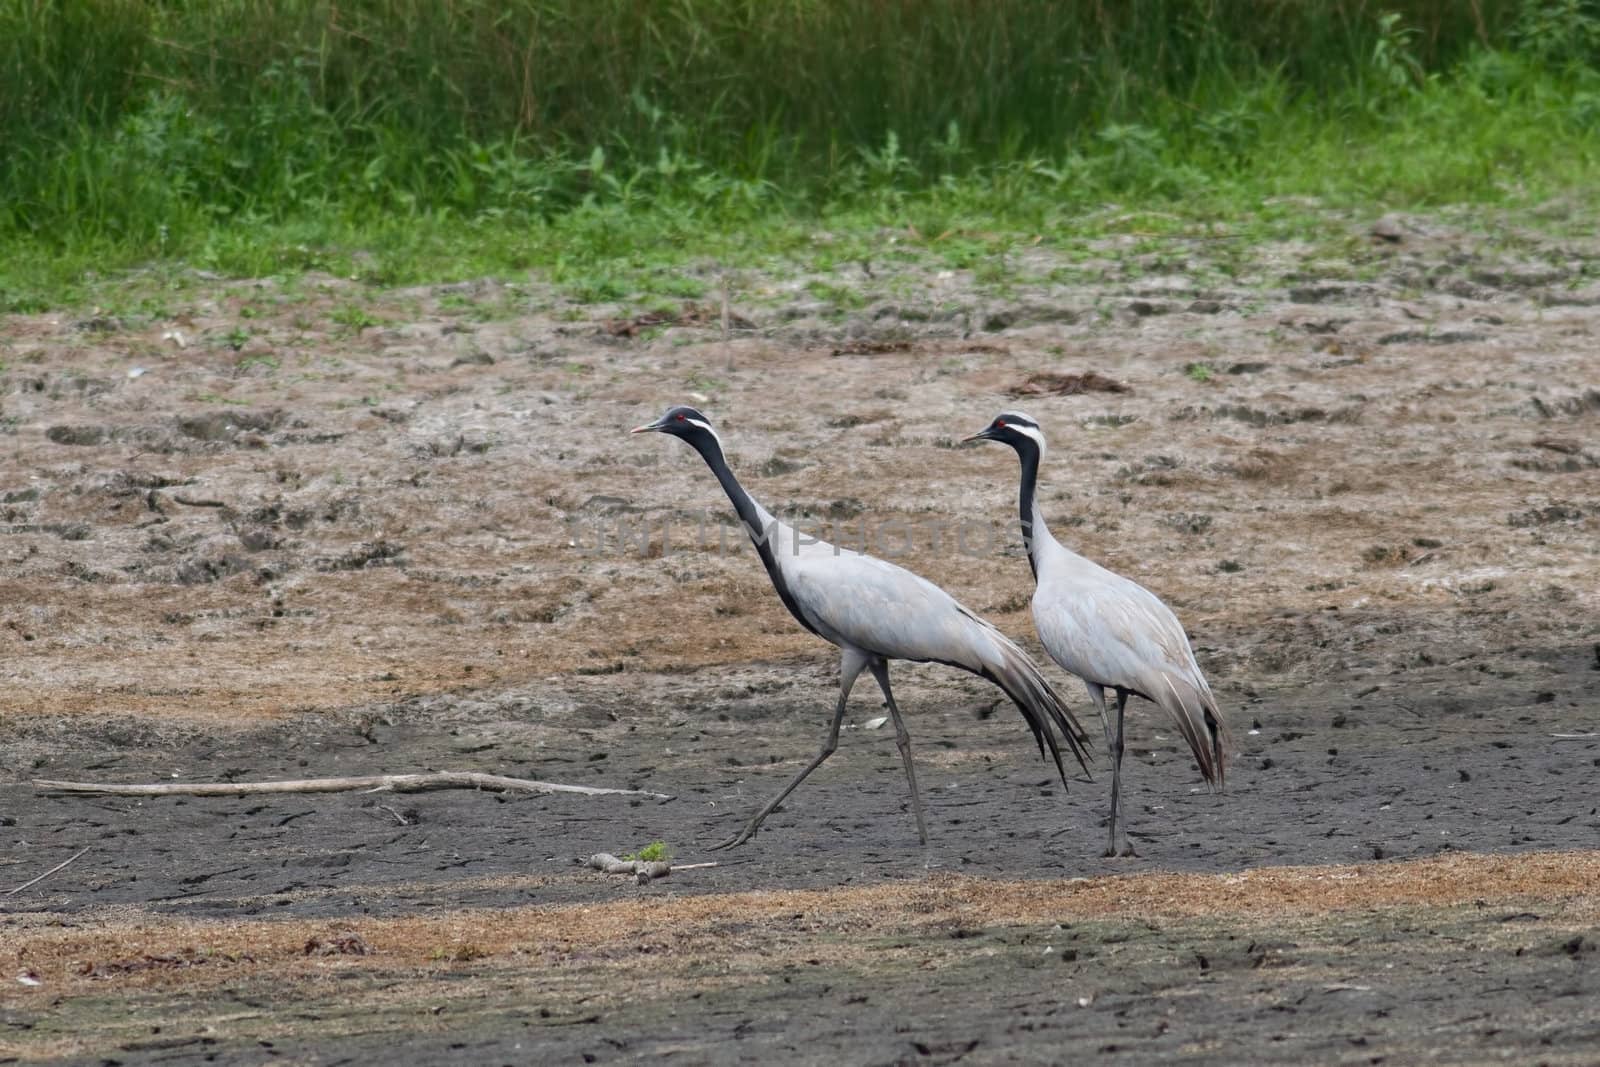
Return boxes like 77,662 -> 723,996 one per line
961,428 -> 996,444
629,420 -> 665,435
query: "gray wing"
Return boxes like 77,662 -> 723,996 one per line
784,548 -> 993,668
1034,568 -> 1228,785
1033,570 -> 1206,696
780,543 -> 1093,780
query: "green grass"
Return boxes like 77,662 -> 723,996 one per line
3,1 -> 1600,311
624,841 -> 671,863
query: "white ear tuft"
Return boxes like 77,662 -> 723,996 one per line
1009,421 -> 1046,456
685,417 -> 724,450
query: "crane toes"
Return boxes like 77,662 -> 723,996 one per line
708,826 -> 757,851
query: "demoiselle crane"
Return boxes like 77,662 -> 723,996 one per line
965,411 -> 1229,856
631,405 -> 1092,850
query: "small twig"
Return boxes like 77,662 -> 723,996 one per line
1552,733 -> 1597,740
376,804 -> 412,825
720,270 -> 736,374
5,847 -> 90,896
34,772 -> 673,802
1118,230 -> 1244,241
720,277 -> 730,341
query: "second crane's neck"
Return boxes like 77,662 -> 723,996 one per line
1013,435 -> 1053,579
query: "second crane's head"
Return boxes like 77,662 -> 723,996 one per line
963,411 -> 1046,456
630,405 -> 724,452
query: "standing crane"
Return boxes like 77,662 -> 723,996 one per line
632,405 -> 1092,850
965,411 -> 1229,856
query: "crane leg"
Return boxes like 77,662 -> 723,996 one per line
1084,682 -> 1115,761
868,657 -> 928,847
1107,688 -> 1137,857
710,649 -> 868,850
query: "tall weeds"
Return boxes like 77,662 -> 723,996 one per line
1,1 -> 1597,302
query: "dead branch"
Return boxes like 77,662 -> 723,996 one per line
33,772 -> 672,802
588,852 -> 671,879
5,846 -> 90,896
585,852 -> 719,885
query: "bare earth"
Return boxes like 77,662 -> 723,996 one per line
2,209 -> 1599,1064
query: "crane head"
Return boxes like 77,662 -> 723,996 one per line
630,405 -> 722,447
962,411 -> 1045,452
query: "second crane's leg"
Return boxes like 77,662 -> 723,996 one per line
1085,681 -> 1115,756
1088,681 -> 1113,764
710,649 -> 868,850
1111,688 -> 1137,857
868,658 -> 928,846
1085,683 -> 1118,858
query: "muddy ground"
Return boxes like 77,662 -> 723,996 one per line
2,207 -> 1599,1063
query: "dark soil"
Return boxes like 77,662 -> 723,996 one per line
3,648 -> 1600,919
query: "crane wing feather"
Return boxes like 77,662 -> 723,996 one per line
773,535 -> 1092,779
1033,562 -> 1229,785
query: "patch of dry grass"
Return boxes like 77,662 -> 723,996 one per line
7,849 -> 1597,997
6,850 -> 1598,1061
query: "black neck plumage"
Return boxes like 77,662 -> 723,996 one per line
1013,437 -> 1042,580
688,433 -> 764,540
683,431 -> 820,637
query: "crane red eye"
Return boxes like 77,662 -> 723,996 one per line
675,413 -> 686,421
996,420 -> 1007,428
